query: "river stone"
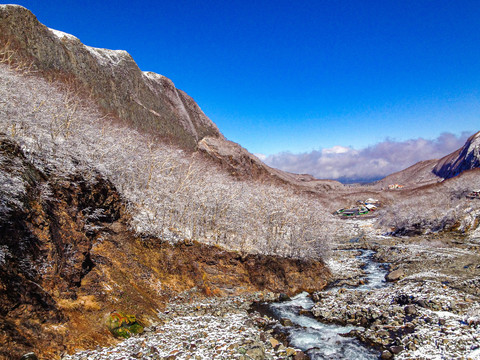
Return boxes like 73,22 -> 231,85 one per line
281,318 -> 293,326
278,293 -> 291,302
404,305 -> 417,316
286,347 -> 296,356
294,351 -> 309,360
385,269 -> 405,282
416,299 -> 427,308
390,345 -> 404,354
381,350 -> 393,359
245,345 -> 265,359
269,337 -> 280,349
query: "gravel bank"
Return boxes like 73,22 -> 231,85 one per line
311,233 -> 480,359
62,294 -> 304,360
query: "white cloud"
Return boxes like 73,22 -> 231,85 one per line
321,145 -> 351,155
263,132 -> 473,183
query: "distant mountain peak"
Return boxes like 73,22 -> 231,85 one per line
433,131 -> 480,179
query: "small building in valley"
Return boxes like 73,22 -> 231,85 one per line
388,184 -> 404,190
467,190 -> 480,199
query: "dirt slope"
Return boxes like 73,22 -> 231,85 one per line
0,135 -> 330,359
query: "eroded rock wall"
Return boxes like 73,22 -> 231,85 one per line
0,136 -> 330,359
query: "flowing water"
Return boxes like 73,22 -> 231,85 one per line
256,249 -> 389,359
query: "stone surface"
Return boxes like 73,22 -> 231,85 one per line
294,351 -> 309,360
404,304 -> 417,316
390,345 -> 404,354
286,347 -> 296,356
268,337 -> 280,349
381,350 -> 393,359
385,269 -> 405,282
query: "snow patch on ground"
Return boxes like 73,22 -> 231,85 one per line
468,348 -> 480,360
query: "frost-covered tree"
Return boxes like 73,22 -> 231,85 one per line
0,63 -> 339,259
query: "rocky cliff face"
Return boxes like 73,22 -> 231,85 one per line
0,135 -> 330,359
0,4 -> 220,149
0,4 -> 342,191
0,134 -> 123,359
433,131 -> 480,179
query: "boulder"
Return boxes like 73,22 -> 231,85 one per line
280,318 -> 293,327
294,351 -> 309,360
286,347 -> 297,356
245,345 -> 265,360
268,337 -> 280,349
381,350 -> 393,359
404,305 -> 417,316
385,269 -> 405,282
390,345 -> 404,354
416,299 -> 427,308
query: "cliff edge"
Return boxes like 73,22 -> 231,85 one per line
0,4 -> 221,149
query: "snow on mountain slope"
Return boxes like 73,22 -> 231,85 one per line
433,131 -> 480,179
0,4 -> 220,149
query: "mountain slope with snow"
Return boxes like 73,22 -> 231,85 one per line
0,4 -> 220,149
433,131 -> 480,179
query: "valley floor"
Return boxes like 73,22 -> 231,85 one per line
314,230 -> 480,359
61,292 -> 298,360
61,226 -> 480,360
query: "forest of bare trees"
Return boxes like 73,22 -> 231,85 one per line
0,63 -> 341,259
2,55 -> 479,262
376,176 -> 480,236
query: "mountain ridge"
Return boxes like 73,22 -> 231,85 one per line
0,4 -> 221,149
0,4 -> 342,190
433,131 -> 480,180
372,131 -> 480,188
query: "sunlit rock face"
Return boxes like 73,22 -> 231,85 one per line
0,4 -> 221,149
433,131 -> 480,179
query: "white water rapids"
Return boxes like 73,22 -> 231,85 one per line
266,250 -> 388,359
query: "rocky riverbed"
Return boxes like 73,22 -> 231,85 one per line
61,292 -> 307,360
61,232 -> 480,360
311,233 -> 480,359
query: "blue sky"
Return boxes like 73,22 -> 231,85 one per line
7,1 -> 480,179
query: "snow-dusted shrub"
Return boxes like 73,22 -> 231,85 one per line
377,175 -> 480,235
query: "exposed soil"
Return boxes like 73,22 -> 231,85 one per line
0,136 -> 330,360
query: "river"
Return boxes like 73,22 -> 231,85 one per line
254,249 -> 388,359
